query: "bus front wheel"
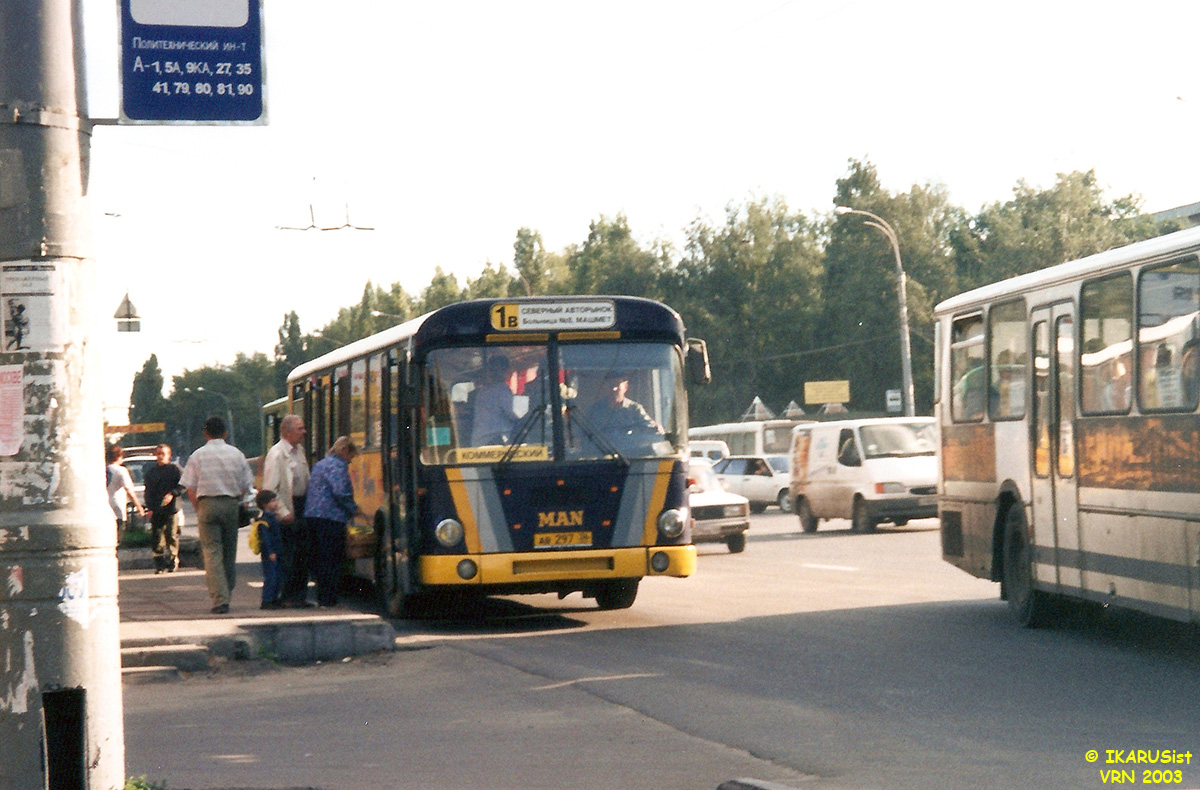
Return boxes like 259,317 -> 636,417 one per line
595,579 -> 639,610
1001,504 -> 1049,628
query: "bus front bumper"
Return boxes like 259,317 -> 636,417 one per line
420,545 -> 697,587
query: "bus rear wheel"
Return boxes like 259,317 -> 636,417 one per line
1002,504 -> 1049,627
375,518 -> 408,619
595,579 -> 639,610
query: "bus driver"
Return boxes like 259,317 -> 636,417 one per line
585,370 -> 664,453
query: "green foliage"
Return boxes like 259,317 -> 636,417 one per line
128,354 -> 169,430
125,776 -> 167,790
132,160 -> 1182,433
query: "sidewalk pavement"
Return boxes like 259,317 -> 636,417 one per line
118,527 -> 398,678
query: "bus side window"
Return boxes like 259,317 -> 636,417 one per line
1079,273 -> 1132,415
950,314 -> 985,422
1137,258 -> 1200,412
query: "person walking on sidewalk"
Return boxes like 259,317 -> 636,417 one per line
261,414 -> 312,607
304,436 -> 363,608
181,416 -> 253,615
144,443 -> 185,573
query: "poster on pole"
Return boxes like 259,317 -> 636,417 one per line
119,0 -> 266,124
0,366 -> 22,457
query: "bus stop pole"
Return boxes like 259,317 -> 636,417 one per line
0,1 -> 126,788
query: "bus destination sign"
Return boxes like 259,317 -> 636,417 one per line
491,301 -> 616,332
119,0 -> 265,124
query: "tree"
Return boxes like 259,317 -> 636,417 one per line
128,354 -> 169,435
416,267 -> 465,313
671,197 -> 824,423
274,311 -> 306,393
565,214 -> 667,298
820,159 -> 962,415
466,261 -> 516,299
955,170 -> 1169,291
513,227 -> 568,295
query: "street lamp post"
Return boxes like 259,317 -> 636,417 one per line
833,206 -> 915,417
185,387 -> 236,446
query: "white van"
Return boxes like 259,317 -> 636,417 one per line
788,417 -> 937,533
688,440 -> 730,462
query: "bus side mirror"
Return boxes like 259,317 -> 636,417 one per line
686,338 -> 711,386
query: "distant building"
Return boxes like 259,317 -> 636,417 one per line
1152,201 -> 1200,228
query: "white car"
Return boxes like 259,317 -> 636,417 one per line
687,459 -> 750,553
711,454 -> 792,513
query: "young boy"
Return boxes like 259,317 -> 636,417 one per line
254,489 -> 284,610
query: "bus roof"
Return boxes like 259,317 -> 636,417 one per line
288,312 -> 430,383
934,225 -> 1200,316
287,296 -> 687,384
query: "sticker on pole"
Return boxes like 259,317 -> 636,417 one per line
490,301 -> 616,331
119,0 -> 266,124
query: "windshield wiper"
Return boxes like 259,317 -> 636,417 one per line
496,403 -> 549,469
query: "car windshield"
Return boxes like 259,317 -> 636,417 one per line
123,458 -> 155,487
858,422 -> 937,459
766,455 -> 789,474
418,341 -> 685,465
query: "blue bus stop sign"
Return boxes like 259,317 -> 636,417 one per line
119,0 -> 265,124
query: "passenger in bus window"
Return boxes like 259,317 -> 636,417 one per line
1100,357 -> 1132,412
1182,340 -> 1200,407
470,354 -> 519,446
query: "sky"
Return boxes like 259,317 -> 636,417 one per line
80,0 -> 1200,422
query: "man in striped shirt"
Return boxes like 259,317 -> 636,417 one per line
182,415 -> 253,614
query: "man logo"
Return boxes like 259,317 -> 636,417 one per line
537,510 -> 584,528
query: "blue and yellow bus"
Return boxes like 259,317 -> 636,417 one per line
283,296 -> 710,616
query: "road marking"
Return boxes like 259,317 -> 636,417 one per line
532,672 -> 662,691
800,562 -> 858,572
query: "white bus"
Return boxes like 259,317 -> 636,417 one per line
934,225 -> 1200,626
688,419 -> 807,457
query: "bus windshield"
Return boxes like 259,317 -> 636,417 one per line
419,341 -> 685,465
562,342 -> 684,461
858,421 -> 937,459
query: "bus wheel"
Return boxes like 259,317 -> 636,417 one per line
375,519 -> 407,619
726,532 -> 746,553
777,490 -> 793,513
595,579 -> 639,610
1002,504 -> 1049,627
852,498 -> 877,533
797,499 -> 818,533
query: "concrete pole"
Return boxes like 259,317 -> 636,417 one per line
0,2 -> 125,789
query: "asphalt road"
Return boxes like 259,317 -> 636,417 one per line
124,511 -> 1200,790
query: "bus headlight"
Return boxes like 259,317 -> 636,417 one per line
658,508 -> 686,538
457,559 -> 478,580
435,518 -> 464,547
650,551 -> 671,573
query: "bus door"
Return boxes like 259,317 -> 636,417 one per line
378,349 -> 417,612
1030,305 -> 1081,595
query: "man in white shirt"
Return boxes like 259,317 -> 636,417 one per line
181,415 -> 253,614
261,414 -> 312,607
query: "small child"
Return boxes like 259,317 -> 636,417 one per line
254,489 -> 284,610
